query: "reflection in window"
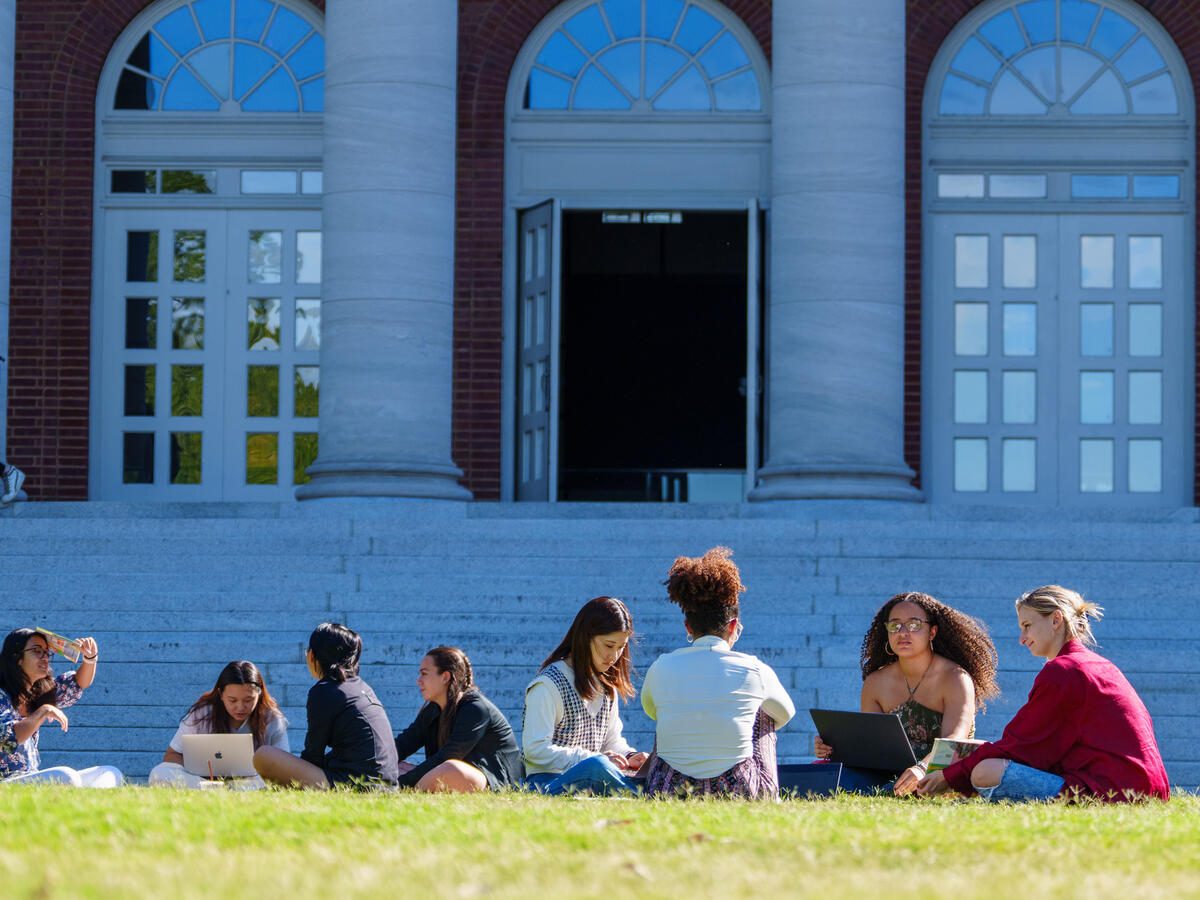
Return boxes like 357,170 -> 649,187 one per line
1002,235 -> 1036,288
1080,439 -> 1114,492
1080,371 -> 1114,424
1128,371 -> 1162,425
114,0 -> 324,113
113,170 -> 156,193
938,1 -> 1179,117
955,303 -> 988,356
294,365 -> 319,417
1002,371 -> 1036,424
124,365 -> 156,416
1128,304 -> 1162,356
955,235 -> 988,288
1003,438 -> 1036,492
954,438 -> 988,492
162,171 -> 215,194
989,174 -> 1046,198
1002,304 -> 1037,356
249,230 -> 283,283
1129,236 -> 1163,289
1128,439 -> 1162,492
1080,235 -> 1114,288
248,365 -> 280,417
173,230 -> 206,282
954,371 -> 988,424
1072,175 -> 1127,198
242,170 -> 298,194
123,432 -> 155,484
125,297 -> 157,349
1080,304 -> 1114,356
294,432 -> 318,485
1132,175 -> 1180,198
170,432 -> 202,484
171,365 -> 204,416
248,298 -> 282,350
296,232 -> 322,283
172,297 -> 205,350
938,174 -> 985,198
525,0 -> 762,112
246,432 -> 279,484
127,231 -> 159,282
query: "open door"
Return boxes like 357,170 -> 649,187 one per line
515,201 -> 560,500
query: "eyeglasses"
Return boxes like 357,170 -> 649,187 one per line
885,619 -> 930,634
22,647 -> 52,660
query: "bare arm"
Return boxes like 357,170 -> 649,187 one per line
162,748 -> 184,764
74,637 -> 98,690
14,705 -> 68,744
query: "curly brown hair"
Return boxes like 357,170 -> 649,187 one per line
860,592 -> 1000,709
664,546 -> 745,636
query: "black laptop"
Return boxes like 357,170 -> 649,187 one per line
808,708 -> 919,772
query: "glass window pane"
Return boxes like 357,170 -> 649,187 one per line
1003,438 -> 1037,492
712,70 -> 762,111
1061,1 -> 1100,44
1115,35 -> 1166,81
295,299 -> 321,350
246,433 -> 278,485
294,365 -> 320,417
156,6 -> 203,54
1128,371 -> 1162,425
564,5 -> 612,54
1132,175 -> 1180,199
979,10 -> 1026,58
989,174 -> 1047,198
1013,46 -> 1055,100
955,303 -> 988,356
241,171 -> 298,194
112,170 -> 156,193
127,231 -> 159,282
247,366 -> 280,417
1091,10 -> 1138,58
173,230 -> 206,282
170,365 -> 203,416
115,68 -> 161,111
698,32 -> 749,79
1080,371 -> 1114,424
653,65 -> 709,111
285,32 -> 324,82
249,230 -> 283,283
122,432 -> 154,484
535,31 -> 588,78
1061,46 -> 1103,100
939,75 -> 988,115
294,432 -> 318,486
124,365 -> 156,416
1080,303 -> 1114,356
955,235 -> 988,288
1003,235 -> 1036,288
1080,439 -> 1114,493
162,170 -> 215,194
248,298 -> 281,350
1129,304 -> 1162,357
170,432 -> 202,485
675,6 -> 722,54
163,65 -> 221,111
1129,236 -> 1163,289
1017,0 -> 1056,44
954,371 -> 988,424
297,231 -> 322,284
1002,371 -> 1036,424
125,297 -> 157,349
301,171 -> 323,194
1071,175 -> 1127,198
189,44 -> 231,100
263,7 -> 311,56
938,174 -> 985,198
1080,236 -> 1114,288
1129,72 -> 1177,115
527,69 -> 571,108
1128,439 -> 1162,493
577,65 -> 632,110
950,37 -> 1002,81
1003,303 -> 1037,356
1071,68 -> 1126,115
172,297 -> 205,350
954,439 -> 988,492
990,70 -> 1047,115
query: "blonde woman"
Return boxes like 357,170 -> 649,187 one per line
917,585 -> 1169,802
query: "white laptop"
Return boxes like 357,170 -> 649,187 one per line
180,733 -> 257,778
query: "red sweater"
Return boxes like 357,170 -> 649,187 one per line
943,641 -> 1169,801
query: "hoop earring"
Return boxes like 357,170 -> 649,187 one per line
686,634 -> 695,644
885,644 -> 897,657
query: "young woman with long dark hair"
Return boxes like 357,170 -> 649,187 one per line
522,596 -> 646,795
393,646 -> 522,792
254,623 -> 398,789
814,591 -> 1000,794
0,628 -> 122,786
149,660 -> 288,789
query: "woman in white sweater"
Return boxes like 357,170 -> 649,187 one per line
522,597 -> 647,794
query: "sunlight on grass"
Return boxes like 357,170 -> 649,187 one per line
2,789 -> 1197,899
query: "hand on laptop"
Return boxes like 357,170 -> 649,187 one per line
814,736 -> 832,759
624,751 -> 649,772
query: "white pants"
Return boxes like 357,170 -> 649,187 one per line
148,762 -> 266,791
5,765 -> 124,788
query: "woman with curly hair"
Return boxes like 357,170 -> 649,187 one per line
640,547 -> 795,799
814,591 -> 999,794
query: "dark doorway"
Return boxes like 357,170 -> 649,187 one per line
559,211 -> 747,501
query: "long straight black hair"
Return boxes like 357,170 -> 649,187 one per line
0,629 -> 57,712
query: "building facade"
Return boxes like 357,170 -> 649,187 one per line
3,0 -> 1196,508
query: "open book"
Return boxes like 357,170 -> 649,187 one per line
35,627 -> 82,664
927,737 -> 986,772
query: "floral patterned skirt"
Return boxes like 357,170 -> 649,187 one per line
643,709 -> 778,800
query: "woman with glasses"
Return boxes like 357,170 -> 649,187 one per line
0,628 -> 123,786
917,585 -> 1168,802
814,592 -> 999,794
640,547 -> 795,799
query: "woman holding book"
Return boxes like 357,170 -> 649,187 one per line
0,628 -> 123,786
814,592 -> 999,794
916,585 -> 1169,802
254,623 -> 399,789
640,548 -> 795,799
149,660 -> 288,789
393,646 -> 522,792
522,597 -> 646,795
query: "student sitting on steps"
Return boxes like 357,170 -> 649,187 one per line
917,585 -> 1170,802
149,660 -> 288,789
393,646 -> 522,792
254,623 -> 398,790
523,597 -> 647,795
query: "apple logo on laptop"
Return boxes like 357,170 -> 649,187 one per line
215,752 -> 224,760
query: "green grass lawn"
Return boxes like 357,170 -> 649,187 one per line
2,788 -> 1198,899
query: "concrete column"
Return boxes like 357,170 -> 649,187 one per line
297,0 -> 471,500
751,0 -> 919,501
0,0 -> 14,464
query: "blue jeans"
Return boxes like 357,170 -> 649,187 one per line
525,755 -> 639,796
976,761 -> 1065,802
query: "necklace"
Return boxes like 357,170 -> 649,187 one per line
903,658 -> 934,701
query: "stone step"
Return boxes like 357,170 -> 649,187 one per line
0,572 -> 357,592
0,554 -> 348,574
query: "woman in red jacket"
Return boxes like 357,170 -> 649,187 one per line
917,585 -> 1169,802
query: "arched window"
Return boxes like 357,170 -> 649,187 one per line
113,0 -> 324,113
923,0 -> 1194,508
939,0 -> 1178,116
524,0 -> 762,112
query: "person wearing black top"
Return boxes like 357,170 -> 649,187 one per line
255,623 -> 399,789
394,647 -> 522,791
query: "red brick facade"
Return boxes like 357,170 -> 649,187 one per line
8,0 -> 1200,501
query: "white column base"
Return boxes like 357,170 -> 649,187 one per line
750,462 -> 922,502
296,460 -> 472,501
